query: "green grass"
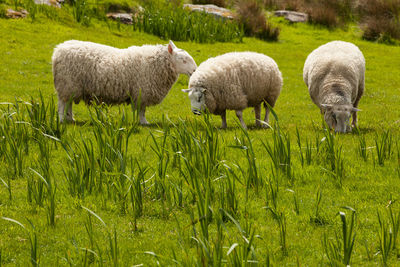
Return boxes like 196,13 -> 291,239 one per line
0,7 -> 400,266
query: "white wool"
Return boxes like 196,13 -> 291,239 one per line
186,52 -> 283,128
52,40 -> 196,124
303,41 -> 365,132
303,41 -> 365,107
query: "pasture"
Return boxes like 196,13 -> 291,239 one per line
1,7 -> 400,266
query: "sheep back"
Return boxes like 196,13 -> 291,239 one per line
189,52 -> 283,114
52,40 -> 178,106
303,41 -> 365,107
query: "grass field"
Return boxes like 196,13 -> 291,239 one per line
0,6 -> 400,266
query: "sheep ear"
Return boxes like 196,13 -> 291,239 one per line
352,107 -> 361,112
168,40 -> 177,54
181,88 -> 191,93
168,43 -> 174,55
199,88 -> 207,93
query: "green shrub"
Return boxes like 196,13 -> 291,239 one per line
0,4 -> 7,18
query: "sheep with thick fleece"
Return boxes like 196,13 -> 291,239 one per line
303,41 -> 365,133
182,52 -> 283,129
52,40 -> 197,124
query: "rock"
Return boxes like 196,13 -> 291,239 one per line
6,9 -> 28,19
34,0 -> 61,8
183,4 -> 235,20
274,10 -> 308,23
106,13 -> 133,24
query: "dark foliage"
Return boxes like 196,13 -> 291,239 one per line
192,0 -> 226,8
236,0 -> 280,41
360,0 -> 400,42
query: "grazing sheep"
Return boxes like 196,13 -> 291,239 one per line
182,52 -> 283,129
52,40 -> 197,124
303,41 -> 365,133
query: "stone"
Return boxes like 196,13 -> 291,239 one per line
106,13 -> 133,25
34,0 -> 61,8
183,4 -> 235,20
6,9 -> 28,19
274,10 -> 308,23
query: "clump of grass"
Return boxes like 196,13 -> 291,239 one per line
357,133 -> 368,161
0,176 -> 12,201
296,127 -> 313,166
376,203 -> 400,265
262,125 -> 293,182
264,172 -> 279,219
323,208 -> 356,266
236,0 -> 280,41
321,128 -> 345,187
1,217 -> 39,266
133,2 -> 243,43
231,127 -> 263,194
218,165 -> 240,219
374,130 -> 393,166
70,0 -> 91,26
310,186 -> 329,225
82,206 -> 119,266
25,92 -> 64,139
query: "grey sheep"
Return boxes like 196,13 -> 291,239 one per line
303,41 -> 365,133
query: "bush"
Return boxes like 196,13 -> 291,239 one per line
307,2 -> 340,28
133,2 -> 243,43
360,0 -> 400,42
236,0 -> 280,41
307,0 -> 355,28
264,0 -> 305,11
192,0 -> 226,8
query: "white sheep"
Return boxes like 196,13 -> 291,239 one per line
303,41 -> 365,133
182,52 -> 283,129
52,40 -> 197,124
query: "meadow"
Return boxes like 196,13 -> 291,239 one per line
0,3 -> 400,266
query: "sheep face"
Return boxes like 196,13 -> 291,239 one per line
322,104 -> 359,133
168,41 -> 197,76
182,87 -> 206,115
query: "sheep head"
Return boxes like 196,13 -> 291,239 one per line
182,87 -> 207,115
168,40 -> 197,76
321,104 -> 360,133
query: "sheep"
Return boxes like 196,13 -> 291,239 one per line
182,52 -> 283,129
52,40 -> 197,124
303,41 -> 365,133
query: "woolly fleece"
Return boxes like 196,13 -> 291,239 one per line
303,40 -> 365,109
189,52 -> 282,118
52,40 -> 183,124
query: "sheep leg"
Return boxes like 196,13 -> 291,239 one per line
66,101 -> 73,122
139,106 -> 149,125
264,106 -> 271,127
352,86 -> 363,127
58,97 -> 74,123
254,104 -> 261,127
235,110 -> 247,129
220,110 -> 227,129
58,98 -> 66,123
